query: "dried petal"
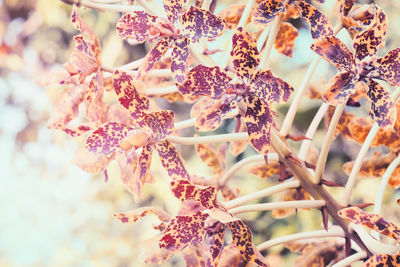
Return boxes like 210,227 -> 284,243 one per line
311,36 -> 355,72
181,6 -> 226,42
231,27 -> 260,82
274,22 -> 299,57
138,37 -> 171,79
228,220 -> 269,266
296,1 -> 333,42
113,206 -> 171,224
156,140 -> 191,180
338,207 -> 400,241
159,211 -> 209,253
250,69 -> 294,104
178,65 -> 231,101
113,70 -> 150,120
86,122 -> 132,154
252,0 -> 286,28
244,95 -> 273,155
170,179 -> 220,209
171,37 -> 190,84
366,79 -> 395,128
195,142 -> 223,175
322,72 -> 356,105
116,11 -> 157,42
353,6 -> 387,62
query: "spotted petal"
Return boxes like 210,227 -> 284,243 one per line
178,65 -> 231,101
274,22 -> 299,57
86,122 -> 132,154
207,224 -> 227,267
363,253 -> 400,267
113,70 -> 150,120
138,37 -> 171,79
156,140 -> 191,180
171,37 -> 190,84
143,110 -> 174,142
218,4 -> 247,30
71,6 -> 100,55
244,95 -> 273,155
228,220 -> 269,266
133,145 -> 153,199
170,179 -> 219,209
181,6 -> 226,42
338,207 -> 400,242
159,211 -> 208,253
247,160 -> 280,178
231,27 -> 260,82
366,79 -> 395,128
113,206 -> 171,224
353,5 -> 387,62
252,0 -> 286,28
370,48 -> 400,87
311,36 -> 355,72
116,11 -> 157,42
296,1 -> 333,42
322,72 -> 356,105
195,142 -> 223,175
163,0 -> 186,24
250,70 -> 294,104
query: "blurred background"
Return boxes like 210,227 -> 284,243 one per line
1,0 -> 399,266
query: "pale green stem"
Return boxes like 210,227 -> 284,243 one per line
224,179 -> 300,209
314,102 -> 346,184
174,109 -> 239,131
81,0 -> 142,12
341,87 -> 400,207
229,200 -> 326,215
257,227 -> 345,251
259,14 -> 284,69
167,132 -> 248,145
331,251 -> 367,267
256,26 -> 271,52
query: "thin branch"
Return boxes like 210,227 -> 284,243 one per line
259,14 -> 284,69
229,200 -> 326,215
219,154 -> 277,185
280,24 -> 343,136
298,103 -> 329,160
257,226 -> 345,251
145,85 -> 177,95
80,0 -> 143,12
224,180 -> 300,209
256,26 -> 272,52
102,58 -> 145,72
341,87 -> 400,207
174,109 -> 239,131
331,251 -> 367,267
167,132 -> 248,145
314,102 -> 346,184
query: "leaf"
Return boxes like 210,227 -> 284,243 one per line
138,37 -> 171,79
250,69 -> 294,104
156,139 -> 191,180
171,37 -> 190,84
163,0 -> 186,23
322,72 -> 356,105
272,188 -> 311,218
178,65 -> 231,101
247,160 -> 280,178
196,95 -> 237,131
231,27 -> 260,82
244,95 -> 273,155
285,239 -> 346,267
370,48 -> 400,87
252,0 -> 286,28
311,36 -> 355,72
195,142 -> 223,175
362,252 -> 400,267
228,220 -> 269,266
170,179 -> 220,209
143,110 -> 175,142
353,5 -> 387,62
112,70 -> 150,121
116,11 -> 157,42
296,1 -> 333,42
274,22 -> 299,57
366,79 -> 395,128
217,4 -> 247,30
86,122 -> 132,154
180,6 -> 226,42
159,211 -> 209,253
338,207 -> 400,241
113,206 -> 171,224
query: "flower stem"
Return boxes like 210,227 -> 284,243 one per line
257,226 -> 345,251
314,102 -> 346,184
229,200 -> 326,215
167,132 -> 248,145
80,0 -> 142,12
331,251 -> 367,267
341,87 -> 400,207
174,109 -> 239,131
259,14 -> 284,69
224,179 -> 300,209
